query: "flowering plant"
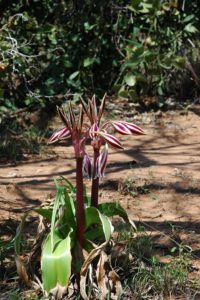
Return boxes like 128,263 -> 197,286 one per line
49,95 -> 144,208
15,95 -> 144,298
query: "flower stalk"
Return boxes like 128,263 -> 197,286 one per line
91,148 -> 100,207
76,157 -> 84,247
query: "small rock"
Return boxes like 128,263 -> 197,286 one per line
155,110 -> 162,117
6,172 -> 17,178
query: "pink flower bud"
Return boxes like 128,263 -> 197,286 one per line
99,132 -> 123,150
112,121 -> 132,135
89,123 -> 99,139
48,127 -> 71,144
83,153 -> 93,179
96,144 -> 108,178
121,121 -> 145,135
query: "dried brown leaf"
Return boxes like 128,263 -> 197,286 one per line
81,241 -> 107,276
15,255 -> 31,287
80,241 -> 107,300
96,251 -> 108,300
108,269 -> 122,300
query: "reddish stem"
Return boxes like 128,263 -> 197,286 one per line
91,148 -> 99,207
76,157 -> 84,247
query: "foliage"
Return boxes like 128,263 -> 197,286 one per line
0,1 -> 200,113
37,178 -> 114,294
0,0 -> 122,110
117,0 -> 200,105
114,228 -> 194,299
0,113 -> 48,162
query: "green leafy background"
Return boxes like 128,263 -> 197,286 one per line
0,0 -> 199,112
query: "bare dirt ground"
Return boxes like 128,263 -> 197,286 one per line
1,104 -> 200,294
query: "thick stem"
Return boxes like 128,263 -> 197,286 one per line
76,157 -> 84,247
91,148 -> 99,207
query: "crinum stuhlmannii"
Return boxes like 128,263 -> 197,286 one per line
48,95 -> 144,245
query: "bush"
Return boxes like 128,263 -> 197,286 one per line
117,0 -> 200,105
0,0 -> 199,112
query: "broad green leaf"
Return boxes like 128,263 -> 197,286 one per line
34,208 -> 52,221
98,202 -> 137,230
84,207 -> 113,242
84,226 -> 106,241
124,74 -> 136,87
51,182 -> 62,251
41,231 -> 72,293
98,202 -> 127,219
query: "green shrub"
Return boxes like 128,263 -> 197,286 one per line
0,0 -> 199,111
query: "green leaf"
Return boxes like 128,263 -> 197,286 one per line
50,179 -> 76,247
84,22 -> 96,31
62,191 -> 76,229
84,207 -> 113,242
83,57 -> 94,67
184,24 -> 198,33
51,182 -> 62,251
118,90 -> 129,99
41,231 -> 72,293
173,57 -> 186,70
135,75 -> 147,84
84,226 -> 106,241
69,71 -> 80,80
128,89 -> 138,101
59,177 -> 76,193
57,178 -> 76,227
128,0 -> 141,11
98,202 -> 137,230
183,14 -> 195,23
139,2 -> 153,13
34,208 -> 52,221
98,202 -> 127,219
124,74 -> 136,86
